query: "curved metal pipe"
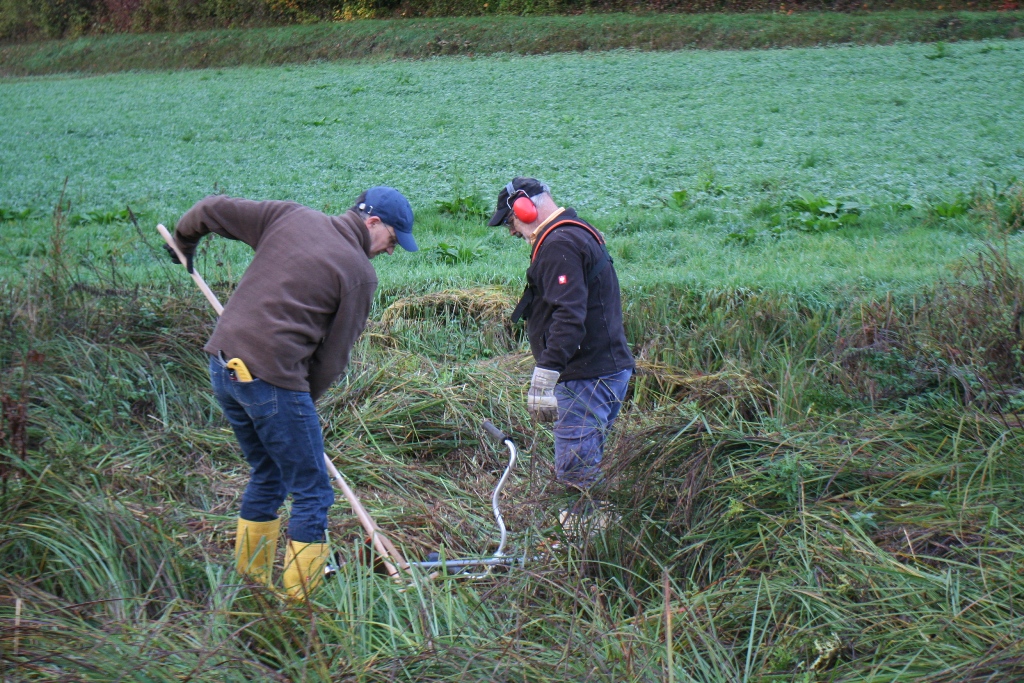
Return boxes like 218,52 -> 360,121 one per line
491,438 -> 517,558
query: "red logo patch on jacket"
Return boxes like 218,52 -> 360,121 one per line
557,275 -> 568,285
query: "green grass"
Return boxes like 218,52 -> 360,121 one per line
1,11 -> 1023,76
2,228 -> 1023,680
2,40 -> 1024,298
2,39 -> 1024,680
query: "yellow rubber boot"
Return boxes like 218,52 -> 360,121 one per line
234,517 -> 280,588
283,541 -> 330,600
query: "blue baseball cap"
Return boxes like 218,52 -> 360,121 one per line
359,186 -> 417,252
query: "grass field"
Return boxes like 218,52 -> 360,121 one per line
2,40 -> 1024,297
2,37 -> 1024,682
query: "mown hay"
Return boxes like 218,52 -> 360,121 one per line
631,359 -> 774,420
374,287 -> 522,361
379,287 -> 514,328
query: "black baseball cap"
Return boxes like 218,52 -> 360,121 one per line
487,177 -> 550,227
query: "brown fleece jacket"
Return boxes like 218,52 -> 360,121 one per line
174,196 -> 377,400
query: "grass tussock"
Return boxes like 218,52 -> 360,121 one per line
1,208 -> 1023,680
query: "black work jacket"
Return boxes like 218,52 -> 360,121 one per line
520,208 -> 634,381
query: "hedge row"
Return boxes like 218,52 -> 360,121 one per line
0,0 -> 1015,41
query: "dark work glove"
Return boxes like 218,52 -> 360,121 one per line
163,237 -> 197,274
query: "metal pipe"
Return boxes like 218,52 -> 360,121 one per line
491,438 -> 517,558
406,556 -> 522,569
404,435 -> 519,575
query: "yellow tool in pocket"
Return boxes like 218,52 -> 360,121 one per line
226,357 -> 254,382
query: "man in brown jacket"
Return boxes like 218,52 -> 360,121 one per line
167,187 -> 416,599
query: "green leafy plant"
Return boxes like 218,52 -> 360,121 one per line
925,42 -> 949,60
724,225 -> 783,246
695,169 -> 730,196
764,452 -> 815,505
848,510 -> 879,531
436,176 -> 490,220
0,206 -> 45,222
433,240 -> 485,265
661,189 -> 692,211
724,227 -> 758,246
435,194 -> 489,220
800,151 -> 823,169
784,193 -> 863,233
67,208 -> 131,226
929,195 -> 970,219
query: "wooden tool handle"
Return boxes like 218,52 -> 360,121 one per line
324,455 -> 408,578
156,223 -> 225,316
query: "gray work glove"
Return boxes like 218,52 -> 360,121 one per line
164,235 -> 198,274
528,366 -> 560,422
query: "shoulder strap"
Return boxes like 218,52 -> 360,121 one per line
529,218 -> 606,263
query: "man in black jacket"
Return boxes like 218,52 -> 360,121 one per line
489,177 -> 634,493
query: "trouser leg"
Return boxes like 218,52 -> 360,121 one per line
249,391 -> 334,543
209,356 -> 335,544
210,357 -> 287,522
553,368 -> 632,490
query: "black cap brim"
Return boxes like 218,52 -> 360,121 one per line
488,186 -> 512,226
487,205 -> 510,227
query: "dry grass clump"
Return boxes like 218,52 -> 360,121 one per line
379,286 -> 514,328
631,359 -> 773,420
372,287 -> 523,361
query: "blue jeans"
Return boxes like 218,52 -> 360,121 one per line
209,356 -> 334,543
553,368 -> 632,489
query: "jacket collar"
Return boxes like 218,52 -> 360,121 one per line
527,207 -> 566,246
335,210 -> 373,258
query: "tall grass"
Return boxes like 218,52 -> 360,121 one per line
1,207 -> 1022,680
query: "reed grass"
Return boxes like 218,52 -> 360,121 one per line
1,209 -> 1022,680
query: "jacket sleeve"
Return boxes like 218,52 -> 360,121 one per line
174,196 -> 291,249
534,237 -> 590,372
307,281 -> 377,401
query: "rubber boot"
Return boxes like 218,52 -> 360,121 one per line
283,541 -> 330,600
234,517 -> 280,588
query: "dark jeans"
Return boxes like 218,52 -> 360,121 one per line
553,368 -> 632,489
209,356 -> 334,543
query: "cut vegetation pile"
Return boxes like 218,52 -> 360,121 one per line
1,205 -> 1022,680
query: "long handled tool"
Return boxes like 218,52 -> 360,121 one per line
158,224 -> 408,579
402,420 -> 524,576
157,224 -> 224,316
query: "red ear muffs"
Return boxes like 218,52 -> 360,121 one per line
512,196 -> 538,223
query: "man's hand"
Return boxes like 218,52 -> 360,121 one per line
528,366 -> 560,422
164,236 -> 198,274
